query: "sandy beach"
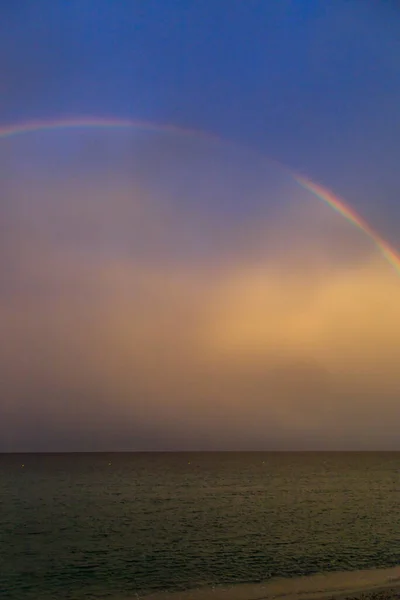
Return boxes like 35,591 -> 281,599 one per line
331,587 -> 400,600
140,565 -> 400,600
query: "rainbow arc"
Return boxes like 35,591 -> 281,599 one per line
1,117 -> 399,275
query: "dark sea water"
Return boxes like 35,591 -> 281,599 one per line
1,452 -> 400,600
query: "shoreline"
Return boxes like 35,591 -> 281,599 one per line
139,565 -> 400,600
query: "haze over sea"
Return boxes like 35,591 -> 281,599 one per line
2,452 -> 400,600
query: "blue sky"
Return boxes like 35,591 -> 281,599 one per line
2,0 -> 399,242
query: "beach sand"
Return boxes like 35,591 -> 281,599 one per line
140,565 -> 400,600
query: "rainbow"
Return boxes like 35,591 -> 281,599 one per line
1,116 -> 400,275
295,176 -> 400,275
0,116 -> 218,144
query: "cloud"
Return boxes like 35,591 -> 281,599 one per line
1,132 -> 399,450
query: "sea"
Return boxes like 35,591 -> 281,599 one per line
2,452 -> 400,600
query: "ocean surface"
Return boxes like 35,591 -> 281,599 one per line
2,452 -> 400,600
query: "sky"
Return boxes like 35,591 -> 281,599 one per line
1,0 -> 400,451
